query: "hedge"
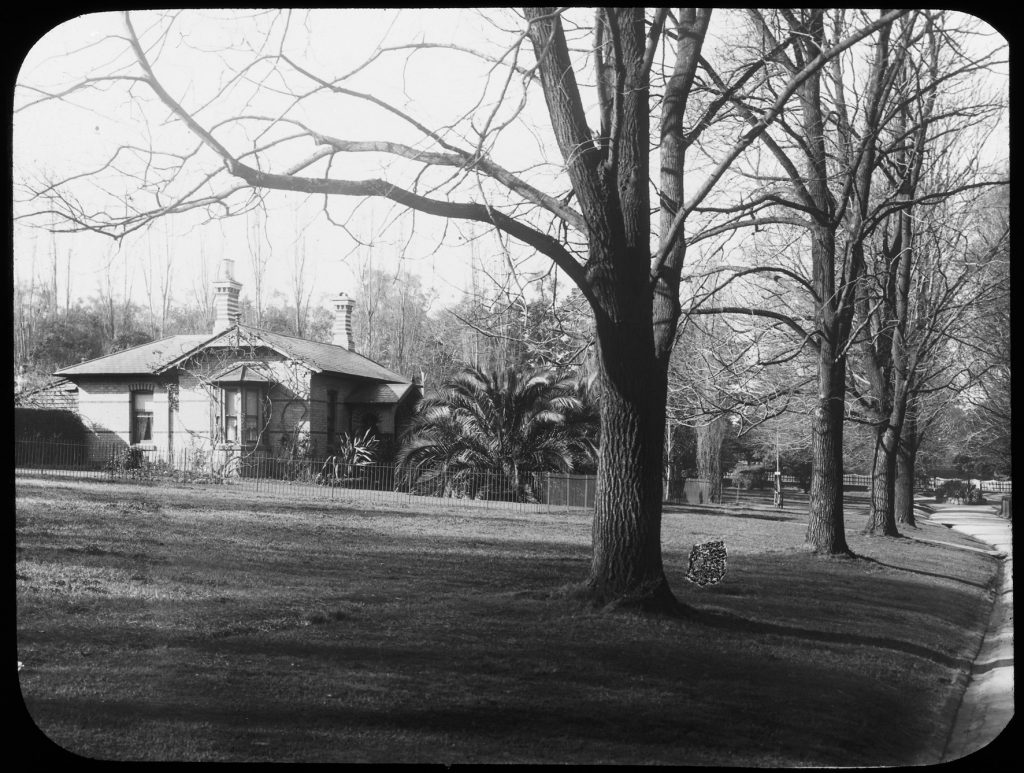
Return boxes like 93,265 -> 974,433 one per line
14,408 -> 89,444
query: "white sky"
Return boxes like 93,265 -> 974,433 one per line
12,9 -> 1009,318
13,9 -> 547,314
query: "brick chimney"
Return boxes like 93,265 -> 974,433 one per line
331,293 -> 356,350
212,258 -> 242,333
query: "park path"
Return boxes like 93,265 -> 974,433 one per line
916,501 -> 1013,762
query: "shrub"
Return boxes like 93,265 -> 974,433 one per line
15,407 -> 88,443
104,448 -> 155,479
935,479 -> 986,505
733,468 -> 766,490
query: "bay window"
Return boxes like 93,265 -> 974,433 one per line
221,385 -> 264,445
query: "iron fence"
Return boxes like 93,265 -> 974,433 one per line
14,439 -> 249,484
13,439 -> 596,513
247,456 -> 597,512
16,438 -> 1010,508
929,476 -> 1011,494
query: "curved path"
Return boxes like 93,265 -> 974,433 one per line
915,501 -> 1013,762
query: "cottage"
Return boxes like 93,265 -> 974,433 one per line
53,259 -> 422,466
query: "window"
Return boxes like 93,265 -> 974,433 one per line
221,386 -> 263,445
326,389 -> 338,450
131,391 -> 154,444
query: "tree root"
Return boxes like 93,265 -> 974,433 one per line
803,542 -> 858,559
558,577 -> 694,618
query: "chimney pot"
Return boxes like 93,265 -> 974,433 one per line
331,292 -> 356,350
212,258 -> 242,334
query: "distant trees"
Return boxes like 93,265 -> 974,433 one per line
451,274 -> 596,374
350,259 -> 436,377
14,280 -> 149,379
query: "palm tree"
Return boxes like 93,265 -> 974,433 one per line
396,366 -> 597,500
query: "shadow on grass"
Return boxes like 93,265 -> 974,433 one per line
22,649 -> 914,762
18,479 -> 994,764
855,555 -> 993,591
663,505 -> 800,523
686,606 -> 972,670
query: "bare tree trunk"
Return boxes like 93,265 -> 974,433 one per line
571,7 -> 685,614
697,417 -> 725,503
799,18 -> 856,555
865,422 -> 900,535
806,336 -> 852,554
895,409 -> 918,526
588,314 -> 674,611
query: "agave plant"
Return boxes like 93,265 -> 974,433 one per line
318,428 -> 380,485
396,366 -> 597,500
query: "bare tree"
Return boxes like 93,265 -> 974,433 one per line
15,8 -> 905,610
289,230 -> 315,339
845,14 -> 1007,536
685,9 -> 1004,552
247,207 -> 270,329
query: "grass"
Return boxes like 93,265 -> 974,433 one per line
16,477 -> 999,764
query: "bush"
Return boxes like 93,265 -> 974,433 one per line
104,448 -> 156,479
935,479 -> 986,505
733,468 -> 766,490
15,407 -> 88,443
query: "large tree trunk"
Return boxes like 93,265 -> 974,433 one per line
588,333 -> 676,611
864,422 -> 901,535
806,339 -> 852,554
585,237 -> 679,611
797,14 -> 855,556
574,8 -> 684,614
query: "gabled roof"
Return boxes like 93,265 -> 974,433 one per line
55,325 -> 409,385
251,328 -> 408,383
54,335 -> 214,376
208,362 -> 273,383
347,382 -> 416,404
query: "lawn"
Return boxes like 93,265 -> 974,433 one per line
16,477 -> 998,764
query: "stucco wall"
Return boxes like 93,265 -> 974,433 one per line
174,369 -> 216,455
73,377 -> 172,460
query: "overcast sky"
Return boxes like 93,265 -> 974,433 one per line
13,9 -> 541,314
13,9 -> 1009,318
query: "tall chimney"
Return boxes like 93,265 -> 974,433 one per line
331,292 -> 356,350
212,258 -> 242,333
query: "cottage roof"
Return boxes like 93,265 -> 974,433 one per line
54,335 -> 214,376
346,382 -> 415,404
54,325 -> 409,385
251,328 -> 408,383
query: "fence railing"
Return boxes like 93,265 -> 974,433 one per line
929,476 -> 1011,494
13,439 -> 597,512
15,439 -> 1011,508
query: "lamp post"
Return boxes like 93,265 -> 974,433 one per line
774,428 -> 784,509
